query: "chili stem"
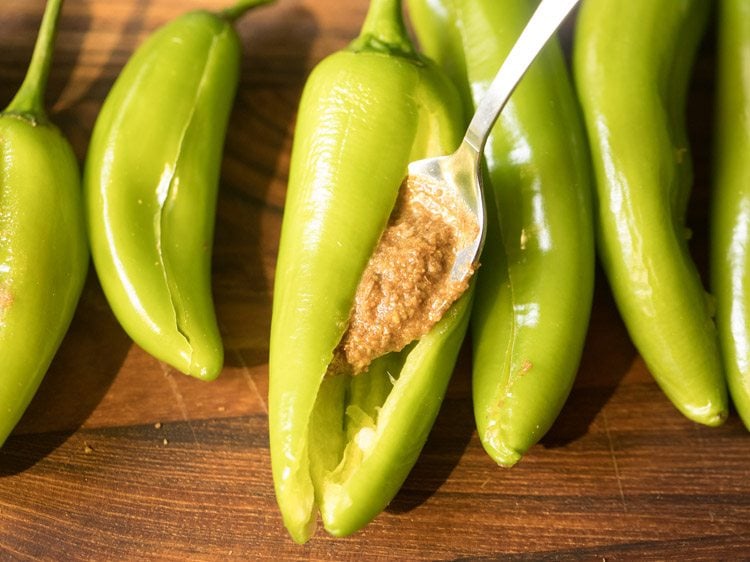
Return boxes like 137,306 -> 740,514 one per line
4,0 -> 64,119
351,0 -> 415,57
221,0 -> 274,23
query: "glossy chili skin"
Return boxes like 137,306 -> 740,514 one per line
408,0 -> 594,466
84,4 -> 270,380
269,0 -> 471,543
0,0 -> 88,445
711,0 -> 750,429
574,0 -> 728,426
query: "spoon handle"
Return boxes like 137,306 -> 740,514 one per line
463,0 -> 579,153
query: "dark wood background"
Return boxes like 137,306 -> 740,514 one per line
1,0 -> 749,559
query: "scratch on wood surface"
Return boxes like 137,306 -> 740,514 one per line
231,348 -> 268,414
160,363 -> 199,445
602,410 -> 627,512
692,422 -> 711,472
691,422 -> 718,525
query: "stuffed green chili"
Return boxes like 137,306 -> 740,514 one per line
269,0 -> 472,542
574,0 -> 727,425
84,0 -> 272,380
408,0 -> 595,466
0,0 -> 88,445
711,0 -> 750,429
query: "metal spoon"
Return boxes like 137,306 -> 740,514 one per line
407,0 -> 580,284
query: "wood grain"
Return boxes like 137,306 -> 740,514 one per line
1,1 -> 749,560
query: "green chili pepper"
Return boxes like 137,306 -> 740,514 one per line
711,0 -> 750,429
269,0 -> 470,543
574,0 -> 728,425
0,0 -> 88,445
408,0 -> 594,466
84,0 -> 272,380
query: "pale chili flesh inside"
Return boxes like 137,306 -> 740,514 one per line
330,175 -> 478,375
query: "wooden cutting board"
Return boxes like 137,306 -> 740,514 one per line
0,1 -> 748,559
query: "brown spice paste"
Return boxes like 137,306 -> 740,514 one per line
331,174 -> 478,375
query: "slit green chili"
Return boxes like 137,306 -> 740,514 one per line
0,0 -> 88,445
269,0 -> 471,542
574,0 -> 728,425
711,0 -> 750,429
84,0 -> 272,380
408,0 -> 595,466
